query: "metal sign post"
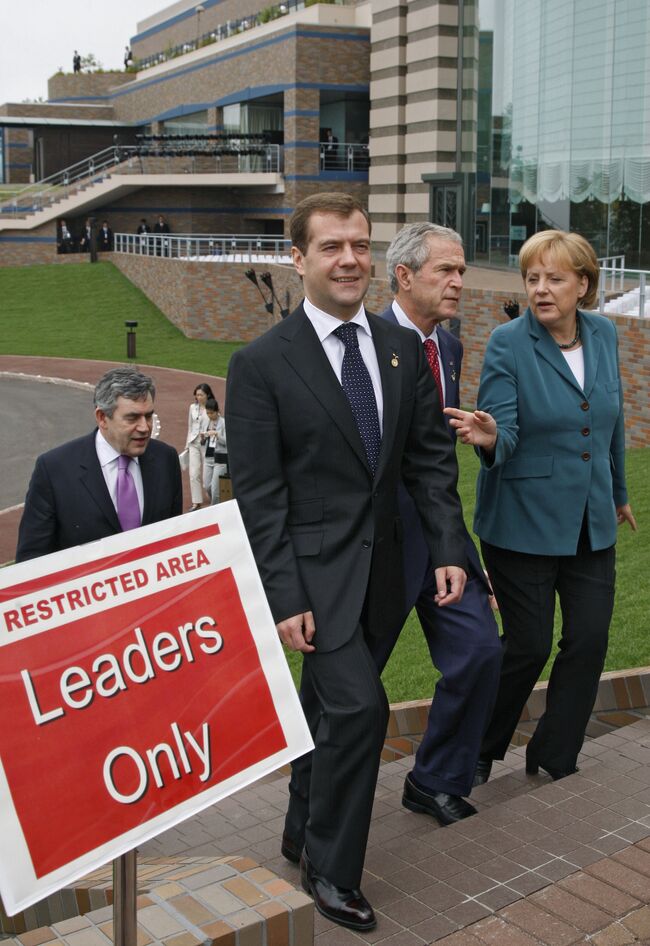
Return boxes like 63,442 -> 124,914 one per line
113,850 -> 137,946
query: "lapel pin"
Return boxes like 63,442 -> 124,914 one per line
449,361 -> 457,382
391,353 -> 399,367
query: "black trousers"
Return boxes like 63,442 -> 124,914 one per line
284,625 -> 389,890
480,524 -> 615,774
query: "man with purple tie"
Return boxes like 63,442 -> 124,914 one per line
16,367 -> 182,562
378,222 -> 502,825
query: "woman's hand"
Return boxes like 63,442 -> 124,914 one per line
443,407 -> 498,450
616,504 -> 637,531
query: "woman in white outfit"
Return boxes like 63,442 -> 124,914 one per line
185,383 -> 214,510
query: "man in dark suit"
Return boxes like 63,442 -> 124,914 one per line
153,214 -> 171,256
380,222 -> 502,825
16,366 -> 182,562
226,194 -> 468,931
97,220 -> 113,251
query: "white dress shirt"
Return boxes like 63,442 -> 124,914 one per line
391,299 -> 446,407
96,430 -> 144,518
303,298 -> 384,431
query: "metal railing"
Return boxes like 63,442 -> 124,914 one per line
597,255 -> 625,292
320,141 -> 370,172
0,139 -> 283,219
0,147 -> 122,217
597,265 -> 649,318
114,232 -> 292,262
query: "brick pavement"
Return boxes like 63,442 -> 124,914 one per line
131,719 -> 650,945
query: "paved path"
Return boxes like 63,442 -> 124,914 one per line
139,721 -> 650,945
0,355 -> 225,564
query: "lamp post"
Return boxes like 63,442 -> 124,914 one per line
125,320 -> 138,359
195,4 -> 205,46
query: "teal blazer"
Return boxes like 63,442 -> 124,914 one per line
474,307 -> 628,555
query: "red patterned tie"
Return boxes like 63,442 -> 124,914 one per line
423,339 -> 444,408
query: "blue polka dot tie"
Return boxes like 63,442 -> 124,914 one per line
333,322 -> 381,474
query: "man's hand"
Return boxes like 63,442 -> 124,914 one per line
443,407 -> 497,450
433,566 -> 466,606
276,611 -> 316,652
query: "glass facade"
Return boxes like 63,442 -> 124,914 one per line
476,0 -> 650,269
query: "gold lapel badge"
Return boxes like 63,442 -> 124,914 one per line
391,353 -> 399,367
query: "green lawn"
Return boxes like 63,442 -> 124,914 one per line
0,261 -> 241,376
2,260 -> 647,703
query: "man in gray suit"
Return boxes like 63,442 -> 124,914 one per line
16,366 -> 182,561
226,193 -> 468,931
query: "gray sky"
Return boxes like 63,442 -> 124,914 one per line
0,0 -> 166,105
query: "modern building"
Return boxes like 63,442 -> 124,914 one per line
1,0 -> 650,270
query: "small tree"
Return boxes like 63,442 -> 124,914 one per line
80,53 -> 103,71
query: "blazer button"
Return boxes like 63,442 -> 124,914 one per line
580,401 -> 589,411
581,427 -> 590,436
581,452 -> 591,461
362,539 -> 371,549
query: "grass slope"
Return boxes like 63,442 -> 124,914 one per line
0,262 -> 241,376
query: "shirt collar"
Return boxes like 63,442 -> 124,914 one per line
391,299 -> 439,346
95,429 -> 140,468
304,297 -> 370,342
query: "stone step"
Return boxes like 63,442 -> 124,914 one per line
0,855 -> 313,946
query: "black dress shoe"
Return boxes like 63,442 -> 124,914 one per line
300,851 -> 376,931
473,755 -> 493,787
280,831 -> 302,864
402,772 -> 477,825
525,751 -> 578,781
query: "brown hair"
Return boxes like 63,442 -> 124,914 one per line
290,193 -> 371,254
519,230 -> 600,309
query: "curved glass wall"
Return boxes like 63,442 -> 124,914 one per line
477,0 -> 650,268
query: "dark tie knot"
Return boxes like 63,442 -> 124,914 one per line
333,322 -> 360,348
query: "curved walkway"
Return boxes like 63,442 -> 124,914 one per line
0,355 -> 226,565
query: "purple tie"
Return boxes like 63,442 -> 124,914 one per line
116,455 -> 141,531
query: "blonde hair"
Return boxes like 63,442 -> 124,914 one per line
519,230 -> 599,309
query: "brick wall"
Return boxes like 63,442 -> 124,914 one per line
47,73 -> 132,102
110,255 -> 304,341
108,24 -> 369,125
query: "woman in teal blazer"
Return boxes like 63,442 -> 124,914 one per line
446,230 -> 636,782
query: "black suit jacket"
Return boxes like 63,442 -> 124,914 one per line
225,304 -> 467,653
16,431 -> 183,562
379,304 -> 490,603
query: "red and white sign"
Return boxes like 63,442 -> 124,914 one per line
0,502 -> 313,915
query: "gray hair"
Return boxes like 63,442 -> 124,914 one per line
386,222 -> 463,293
94,367 -> 156,417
